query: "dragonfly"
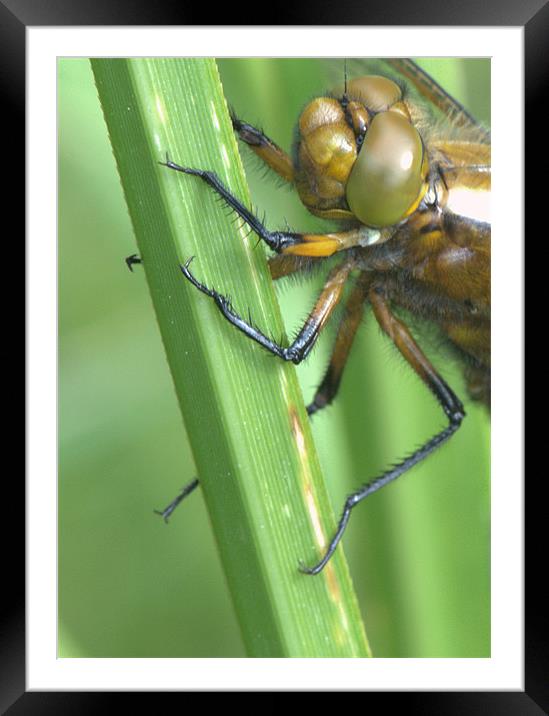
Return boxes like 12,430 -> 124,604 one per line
129,58 -> 490,575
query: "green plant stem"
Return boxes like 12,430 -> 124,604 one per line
91,57 -> 370,658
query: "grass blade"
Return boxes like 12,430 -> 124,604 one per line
91,57 -> 370,658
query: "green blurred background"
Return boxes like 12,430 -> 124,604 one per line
59,58 -> 490,658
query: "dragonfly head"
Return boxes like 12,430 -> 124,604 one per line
294,75 -> 429,228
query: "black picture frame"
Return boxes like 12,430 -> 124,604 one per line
11,0 -> 540,710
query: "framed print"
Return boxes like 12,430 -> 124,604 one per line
57,54 -> 493,664
12,0 -> 540,709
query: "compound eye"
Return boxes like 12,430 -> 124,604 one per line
346,111 -> 424,227
346,76 -> 402,111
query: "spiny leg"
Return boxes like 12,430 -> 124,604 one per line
161,157 -> 296,252
231,114 -> 295,183
300,285 -> 465,575
307,272 -> 371,416
161,156 -> 365,258
154,477 -> 200,522
181,257 -> 354,364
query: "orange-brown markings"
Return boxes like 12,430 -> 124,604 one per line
283,234 -> 342,257
252,142 -> 294,183
268,254 -> 309,281
370,288 -> 439,387
295,98 -> 357,216
313,272 -> 372,406
303,262 -> 354,335
443,320 -> 491,366
282,228 -> 366,258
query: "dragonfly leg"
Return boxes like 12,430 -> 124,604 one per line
231,113 -> 294,183
300,285 -> 465,575
162,157 -> 363,258
125,253 -> 142,272
267,254 -> 325,281
307,272 -> 371,416
154,477 -> 200,522
181,257 -> 353,365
